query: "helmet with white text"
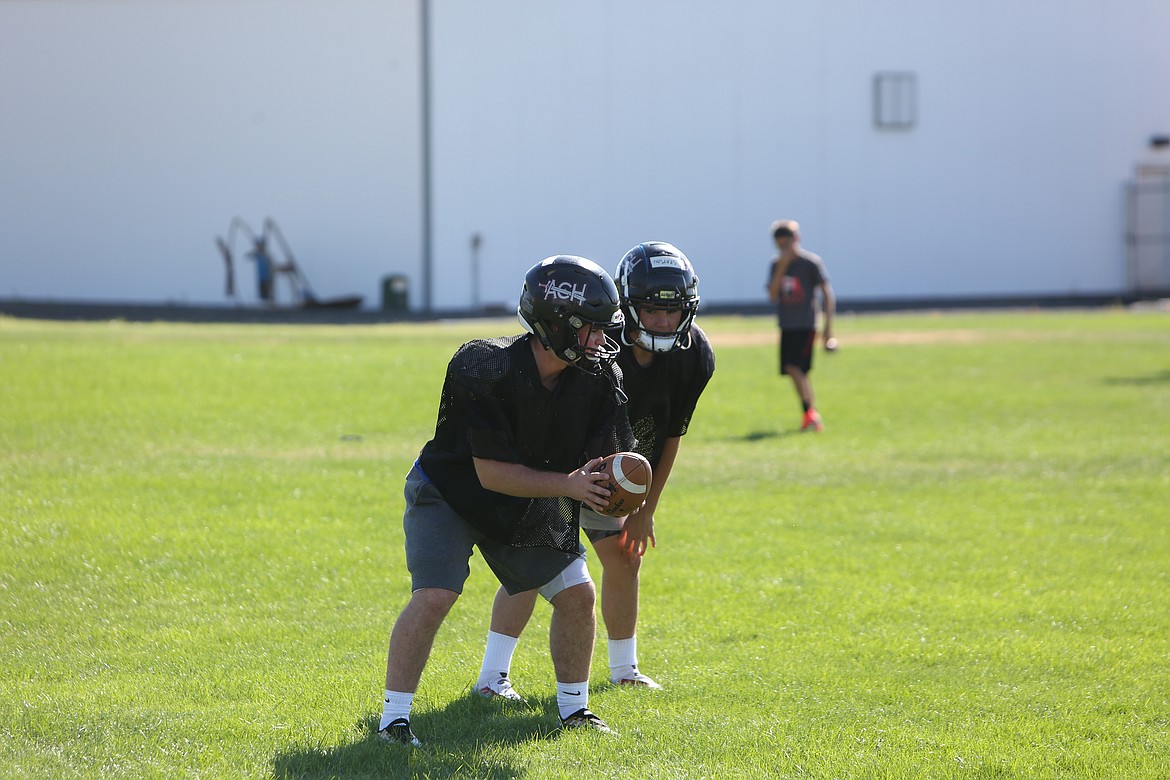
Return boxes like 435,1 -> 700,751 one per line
518,255 -> 624,372
615,241 -> 700,352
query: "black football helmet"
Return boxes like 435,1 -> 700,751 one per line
518,255 -> 624,373
614,241 -> 700,352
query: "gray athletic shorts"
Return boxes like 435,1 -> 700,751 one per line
402,463 -> 590,599
580,506 -> 623,544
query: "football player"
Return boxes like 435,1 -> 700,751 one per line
766,219 -> 836,431
378,256 -> 634,745
476,241 -> 715,696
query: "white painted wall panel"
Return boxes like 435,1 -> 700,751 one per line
0,0 -> 420,307
2,0 -> 1167,310
428,0 -> 1170,309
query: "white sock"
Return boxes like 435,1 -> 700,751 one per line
556,680 -> 589,720
380,689 -> 413,730
608,636 -> 637,680
477,631 -> 520,689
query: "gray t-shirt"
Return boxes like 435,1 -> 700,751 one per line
768,250 -> 829,330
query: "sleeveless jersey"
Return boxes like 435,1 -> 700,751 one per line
418,334 -> 633,552
616,324 -> 715,469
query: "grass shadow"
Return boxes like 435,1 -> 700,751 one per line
1103,369 -> 1170,386
271,693 -> 565,780
737,429 -> 790,442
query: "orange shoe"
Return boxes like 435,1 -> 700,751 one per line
801,409 -> 824,432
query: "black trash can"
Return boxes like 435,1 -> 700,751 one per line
381,274 -> 409,312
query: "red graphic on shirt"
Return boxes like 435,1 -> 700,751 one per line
781,276 -> 806,305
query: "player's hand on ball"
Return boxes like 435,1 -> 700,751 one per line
591,452 -> 652,517
570,457 -> 611,511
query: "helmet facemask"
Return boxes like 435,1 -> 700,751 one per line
622,297 -> 698,353
544,313 -> 623,373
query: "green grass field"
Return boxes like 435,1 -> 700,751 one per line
2,308 -> 1168,779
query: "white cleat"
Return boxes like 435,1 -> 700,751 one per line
613,669 -> 662,689
476,676 -> 524,702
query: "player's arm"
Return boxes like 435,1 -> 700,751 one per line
766,261 -> 783,303
473,456 -> 610,511
640,437 -> 679,519
620,437 -> 680,560
820,278 -> 837,347
461,375 -> 611,507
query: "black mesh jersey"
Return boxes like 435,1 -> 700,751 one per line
417,334 -> 634,552
617,324 -> 715,468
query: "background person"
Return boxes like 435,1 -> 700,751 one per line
765,219 -> 836,431
378,256 -> 634,745
476,241 -> 715,697
246,238 -> 275,303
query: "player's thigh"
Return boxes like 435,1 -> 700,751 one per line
402,467 -> 477,593
588,530 -> 641,574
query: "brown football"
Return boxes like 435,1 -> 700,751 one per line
592,452 -> 653,517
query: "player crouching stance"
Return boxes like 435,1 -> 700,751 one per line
378,256 -> 634,745
476,242 -> 715,697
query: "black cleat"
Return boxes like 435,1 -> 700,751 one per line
377,717 -> 421,747
559,707 -> 614,734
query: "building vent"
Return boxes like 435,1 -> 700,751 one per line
1126,157 -> 1170,292
873,72 -> 916,130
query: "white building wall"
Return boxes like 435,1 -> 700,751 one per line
0,0 -> 421,307
428,0 -> 1170,309
2,0 -> 1168,311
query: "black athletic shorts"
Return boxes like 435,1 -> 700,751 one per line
779,329 -> 816,374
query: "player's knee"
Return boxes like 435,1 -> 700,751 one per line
550,580 -> 595,616
537,555 -> 592,602
600,548 -> 640,576
410,587 -> 459,622
620,554 -> 642,576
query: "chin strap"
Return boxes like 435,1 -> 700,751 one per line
608,370 -> 629,405
567,355 -> 627,405
598,361 -> 628,405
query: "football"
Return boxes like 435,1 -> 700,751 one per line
593,451 -> 653,517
